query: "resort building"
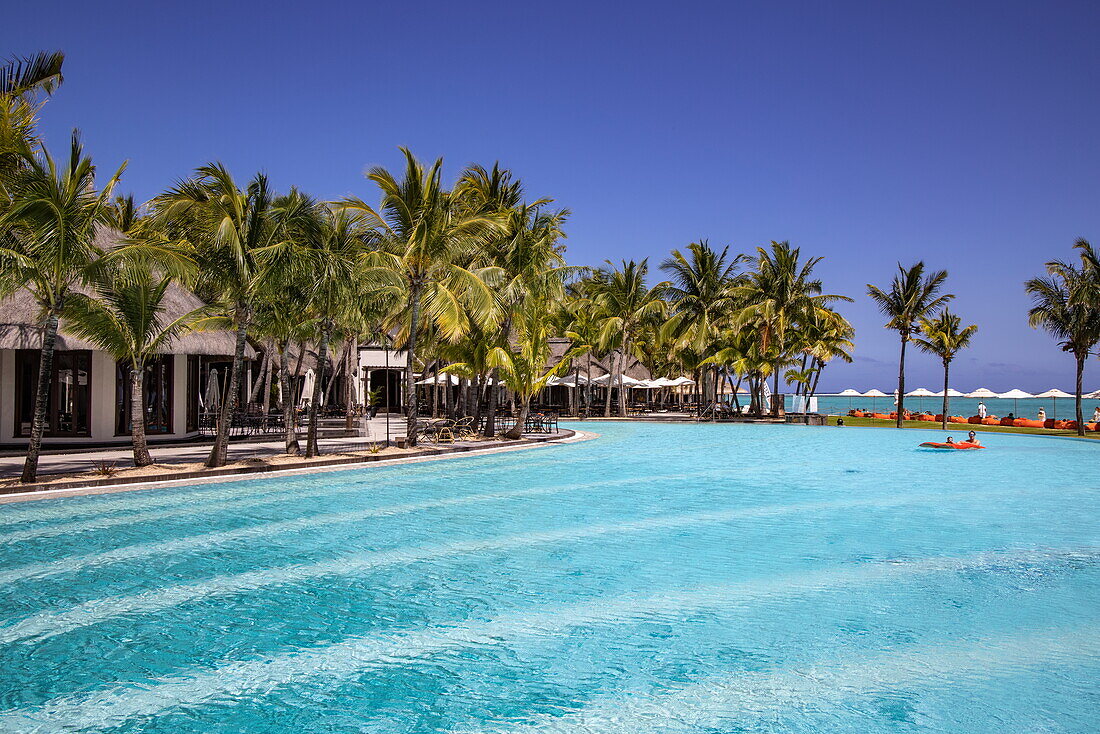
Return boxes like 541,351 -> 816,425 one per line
0,230 -> 253,448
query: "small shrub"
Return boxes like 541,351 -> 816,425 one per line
90,460 -> 118,477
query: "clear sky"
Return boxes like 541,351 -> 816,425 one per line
6,0 -> 1099,391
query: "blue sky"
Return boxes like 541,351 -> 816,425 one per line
7,1 -> 1099,391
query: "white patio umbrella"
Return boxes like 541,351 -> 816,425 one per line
204,368 -> 221,412
667,376 -> 696,386
932,388 -> 966,397
905,387 -> 937,412
863,388 -> 888,412
414,373 -> 460,385
838,388 -> 861,410
590,373 -> 646,387
997,388 -> 1034,417
965,387 -> 999,399
1033,388 -> 1073,421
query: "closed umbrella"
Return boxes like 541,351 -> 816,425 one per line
1033,388 -> 1072,421
997,388 -> 1034,417
205,368 -> 221,413
863,388 -> 888,413
300,368 -> 315,407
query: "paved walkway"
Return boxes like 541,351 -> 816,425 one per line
0,415 -> 411,479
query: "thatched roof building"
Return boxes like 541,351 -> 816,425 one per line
0,227 -> 253,357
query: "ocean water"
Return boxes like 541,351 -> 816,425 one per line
794,395 -> 1100,420
0,422 -> 1097,733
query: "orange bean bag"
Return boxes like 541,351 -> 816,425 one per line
949,416 -> 967,423
968,416 -> 983,424
872,412 -> 890,420
981,417 -> 1000,425
917,414 -> 935,422
1013,419 -> 1044,428
1000,417 -> 1015,426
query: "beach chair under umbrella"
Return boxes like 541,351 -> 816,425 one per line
862,388 -> 888,413
1033,388 -> 1073,421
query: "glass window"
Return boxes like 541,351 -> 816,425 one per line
186,355 -> 200,432
14,350 -> 92,437
115,356 -> 174,435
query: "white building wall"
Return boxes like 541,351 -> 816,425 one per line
0,349 -> 201,446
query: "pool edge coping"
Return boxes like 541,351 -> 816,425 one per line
0,429 -> 599,504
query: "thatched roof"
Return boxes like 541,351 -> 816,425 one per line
0,228 -> 254,357
544,338 -> 652,380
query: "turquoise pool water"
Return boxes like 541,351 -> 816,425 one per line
0,422 -> 1097,733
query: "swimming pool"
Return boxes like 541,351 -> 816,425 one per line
0,422 -> 1097,733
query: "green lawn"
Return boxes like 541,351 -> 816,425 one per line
830,415 -> 1100,439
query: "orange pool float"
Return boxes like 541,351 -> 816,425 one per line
918,441 -> 984,450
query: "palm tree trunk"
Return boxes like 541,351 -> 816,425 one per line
207,313 -> 249,468
130,365 -> 152,467
248,350 -> 269,404
431,362 -> 440,418
261,338 -> 274,419
571,366 -> 579,416
292,342 -> 305,401
323,340 -> 346,407
21,307 -> 61,484
941,359 -> 950,431
896,335 -> 907,429
585,354 -> 593,418
809,358 -> 823,397
1075,352 -> 1085,437
306,323 -> 331,458
404,281 -> 422,445
484,370 -> 501,436
772,362 -> 781,417
618,339 -> 630,417
279,339 -> 299,455
603,352 -> 616,417
345,338 -> 357,431
505,397 -> 529,440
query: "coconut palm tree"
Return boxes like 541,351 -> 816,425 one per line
736,241 -> 849,415
0,51 -> 64,178
250,295 -> 312,455
660,241 -> 747,405
0,51 -> 64,98
912,310 -> 978,430
867,262 -> 953,428
589,260 -> 668,416
562,296 -> 604,417
152,163 -> 276,467
1026,245 -> 1100,436
262,192 -> 375,457
0,133 -> 125,482
342,148 -> 502,445
455,300 -> 583,439
65,261 -> 205,466
792,307 -> 855,399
